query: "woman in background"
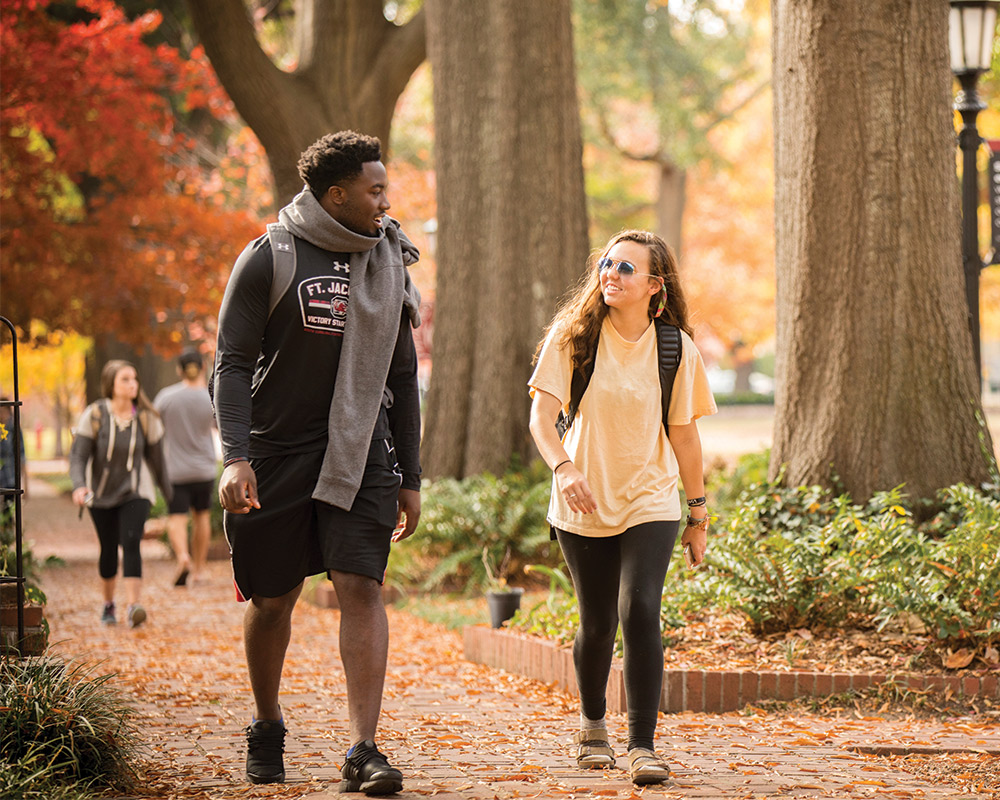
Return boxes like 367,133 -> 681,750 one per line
70,360 -> 171,628
528,230 -> 716,785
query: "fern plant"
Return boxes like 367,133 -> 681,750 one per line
402,461 -> 558,594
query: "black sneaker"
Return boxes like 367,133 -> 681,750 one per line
245,719 -> 286,784
100,602 -> 116,625
340,740 -> 402,795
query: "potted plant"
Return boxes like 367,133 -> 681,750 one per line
483,546 -> 523,628
0,506 -> 55,655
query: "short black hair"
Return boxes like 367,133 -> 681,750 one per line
177,349 -> 202,370
297,131 -> 382,197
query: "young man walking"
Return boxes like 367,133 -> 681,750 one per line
154,350 -> 218,587
213,131 -> 422,794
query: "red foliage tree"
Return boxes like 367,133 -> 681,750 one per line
0,0 -> 262,350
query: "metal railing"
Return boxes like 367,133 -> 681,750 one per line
0,315 -> 26,653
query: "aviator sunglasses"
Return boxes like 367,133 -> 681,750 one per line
597,256 -> 661,283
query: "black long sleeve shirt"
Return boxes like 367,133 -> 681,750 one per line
213,234 -> 421,490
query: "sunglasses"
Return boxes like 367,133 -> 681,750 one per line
597,257 -> 662,283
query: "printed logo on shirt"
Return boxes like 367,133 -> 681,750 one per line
298,263 -> 350,335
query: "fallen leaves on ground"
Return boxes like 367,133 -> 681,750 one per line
30,552 -> 999,800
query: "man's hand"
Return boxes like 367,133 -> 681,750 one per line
219,460 -> 260,513
393,488 -> 420,542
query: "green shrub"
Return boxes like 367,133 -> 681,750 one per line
695,479 -> 1000,645
698,488 -> 908,635
869,484 -> 1000,642
0,656 -> 140,798
706,449 -> 771,511
399,460 -> 558,593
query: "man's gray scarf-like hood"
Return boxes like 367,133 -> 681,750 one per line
278,186 -> 420,509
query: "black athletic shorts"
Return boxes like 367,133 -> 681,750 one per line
224,438 -> 402,601
167,480 -> 215,514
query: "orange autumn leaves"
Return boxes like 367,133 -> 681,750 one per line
0,0 -> 262,348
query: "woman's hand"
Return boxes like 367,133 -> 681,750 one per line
529,390 -> 597,515
71,487 -> 92,507
680,517 -> 708,566
555,462 -> 596,514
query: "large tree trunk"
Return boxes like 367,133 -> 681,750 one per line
185,0 -> 426,206
770,0 -> 993,500
422,0 -> 589,479
656,163 -> 686,260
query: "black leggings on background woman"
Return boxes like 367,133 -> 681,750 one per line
91,498 -> 151,580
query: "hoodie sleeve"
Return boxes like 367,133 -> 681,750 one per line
68,404 -> 98,491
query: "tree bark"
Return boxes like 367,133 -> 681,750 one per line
656,163 -> 686,260
421,0 -> 589,478
184,0 -> 426,206
770,0 -> 994,500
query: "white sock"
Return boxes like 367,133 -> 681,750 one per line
581,713 -> 606,731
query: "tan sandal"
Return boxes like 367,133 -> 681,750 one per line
576,728 -> 615,769
628,747 -> 670,785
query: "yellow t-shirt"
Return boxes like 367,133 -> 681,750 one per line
528,317 -> 717,537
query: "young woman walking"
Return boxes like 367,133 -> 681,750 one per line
528,230 -> 716,785
70,360 -> 172,628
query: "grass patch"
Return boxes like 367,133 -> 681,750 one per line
395,594 -> 490,630
0,655 -> 141,799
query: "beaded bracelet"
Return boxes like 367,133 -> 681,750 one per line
685,515 -> 710,530
686,496 -> 707,507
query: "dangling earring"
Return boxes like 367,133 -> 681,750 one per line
653,285 -> 667,318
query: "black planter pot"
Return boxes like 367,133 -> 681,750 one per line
486,588 -> 524,628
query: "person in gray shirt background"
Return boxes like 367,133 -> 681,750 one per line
154,350 -> 219,587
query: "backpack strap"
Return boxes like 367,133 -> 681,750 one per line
554,320 -> 683,440
555,360 -> 594,439
266,222 -> 296,320
654,318 -> 683,438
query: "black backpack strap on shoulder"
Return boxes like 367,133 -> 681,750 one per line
654,318 -> 683,437
266,222 -> 296,320
556,363 -> 593,438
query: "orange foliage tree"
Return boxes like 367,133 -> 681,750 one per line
683,91 -> 775,374
0,0 -> 262,351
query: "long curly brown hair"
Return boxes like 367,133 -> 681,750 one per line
535,230 -> 691,372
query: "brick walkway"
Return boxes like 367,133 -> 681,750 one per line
19,478 -> 1000,799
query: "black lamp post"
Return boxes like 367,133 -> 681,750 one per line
950,0 -> 998,392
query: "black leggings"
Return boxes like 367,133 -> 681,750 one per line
89,498 -> 151,580
556,520 -> 679,751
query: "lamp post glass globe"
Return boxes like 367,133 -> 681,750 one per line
949,1 -> 999,74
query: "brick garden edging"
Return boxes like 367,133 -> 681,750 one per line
463,626 -> 1000,714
